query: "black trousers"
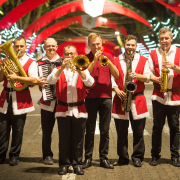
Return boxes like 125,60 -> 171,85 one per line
84,98 -> 112,161
57,116 -> 86,168
114,111 -> 146,162
41,108 -> 56,159
151,100 -> 180,159
0,98 -> 26,160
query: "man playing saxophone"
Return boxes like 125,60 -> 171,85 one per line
112,35 -> 150,167
148,27 -> 180,167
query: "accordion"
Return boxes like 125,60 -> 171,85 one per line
37,58 -> 62,102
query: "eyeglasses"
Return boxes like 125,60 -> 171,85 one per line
64,52 -> 75,56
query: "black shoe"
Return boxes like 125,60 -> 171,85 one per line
133,160 -> 142,167
44,156 -> 53,165
82,159 -> 91,169
172,158 -> 180,167
9,157 -> 19,166
100,160 -> 114,169
113,159 -> 129,166
149,157 -> 158,166
58,166 -> 68,175
0,159 -> 5,164
74,166 -> 84,175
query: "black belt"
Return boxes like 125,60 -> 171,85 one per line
4,87 -> 29,103
154,86 -> 180,92
57,100 -> 84,107
132,92 -> 144,100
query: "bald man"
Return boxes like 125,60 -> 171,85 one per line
37,38 -> 62,165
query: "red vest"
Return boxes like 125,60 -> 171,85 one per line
55,69 -> 87,114
0,58 -> 34,115
150,47 -> 180,101
112,55 -> 149,120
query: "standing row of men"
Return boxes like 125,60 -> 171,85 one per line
0,27 -> 180,176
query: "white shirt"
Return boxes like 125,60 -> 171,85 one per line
148,45 -> 180,105
47,67 -> 94,118
112,53 -> 151,89
7,54 -> 38,88
41,53 -> 60,62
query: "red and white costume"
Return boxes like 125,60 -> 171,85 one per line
148,45 -> 180,105
112,53 -> 150,120
37,54 -> 61,112
47,66 -> 94,118
0,54 -> 38,115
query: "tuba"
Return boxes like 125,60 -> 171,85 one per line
0,39 -> 28,91
160,43 -> 170,92
121,49 -> 137,112
69,55 -> 90,72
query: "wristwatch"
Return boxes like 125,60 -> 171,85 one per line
173,65 -> 176,70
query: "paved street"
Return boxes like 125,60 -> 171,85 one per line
0,83 -> 180,180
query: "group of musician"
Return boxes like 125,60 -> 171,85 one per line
0,26 -> 180,176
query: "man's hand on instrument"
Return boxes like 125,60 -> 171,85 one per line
163,61 -> 174,69
114,87 -> 126,100
62,58 -> 71,69
38,76 -> 48,88
94,50 -> 101,63
7,70 -> 17,82
129,72 -> 137,80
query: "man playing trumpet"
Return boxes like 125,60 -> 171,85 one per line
148,27 -> 180,167
112,35 -> 150,167
47,45 -> 94,175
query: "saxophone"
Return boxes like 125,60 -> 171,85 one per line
160,43 -> 170,93
121,49 -> 137,112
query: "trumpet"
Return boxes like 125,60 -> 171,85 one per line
0,39 -> 28,91
69,55 -> 90,72
100,53 -> 109,67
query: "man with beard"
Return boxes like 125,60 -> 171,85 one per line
112,35 -> 150,167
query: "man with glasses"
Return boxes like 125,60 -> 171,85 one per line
47,45 -> 94,175
37,38 -> 62,165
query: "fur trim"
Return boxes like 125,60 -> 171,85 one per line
39,100 -> 56,112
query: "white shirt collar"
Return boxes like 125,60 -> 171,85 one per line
119,52 -> 139,61
42,54 -> 60,62
158,45 -> 176,54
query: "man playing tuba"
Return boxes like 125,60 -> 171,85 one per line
112,35 -> 151,167
148,27 -> 180,167
0,37 -> 46,166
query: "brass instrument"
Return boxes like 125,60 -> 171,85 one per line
122,49 -> 137,112
100,53 -> 109,66
0,39 -> 28,91
160,43 -> 170,93
69,55 -> 89,72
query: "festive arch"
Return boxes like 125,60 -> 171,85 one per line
0,0 -> 49,29
56,37 -> 120,57
0,0 -> 7,6
28,15 -> 127,54
156,0 -> 180,16
22,0 -> 151,40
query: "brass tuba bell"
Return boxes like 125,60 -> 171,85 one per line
0,39 -> 28,91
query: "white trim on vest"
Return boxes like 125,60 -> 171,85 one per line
38,99 -> 56,112
55,111 -> 88,119
12,92 -> 35,115
0,97 -> 8,114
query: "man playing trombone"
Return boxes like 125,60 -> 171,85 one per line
47,45 -> 94,175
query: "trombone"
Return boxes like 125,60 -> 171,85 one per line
69,55 -> 90,72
